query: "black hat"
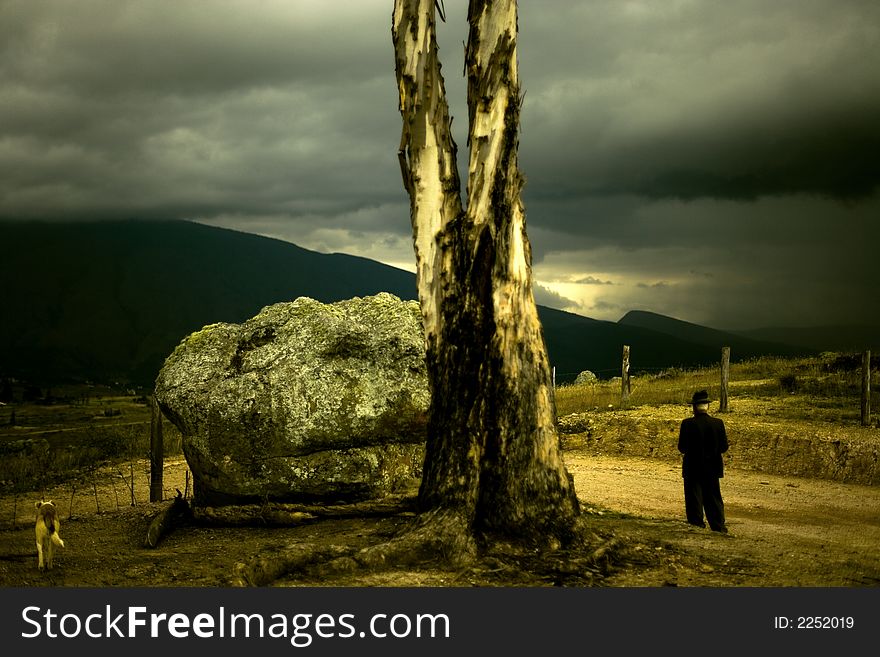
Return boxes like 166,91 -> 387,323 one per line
691,390 -> 710,405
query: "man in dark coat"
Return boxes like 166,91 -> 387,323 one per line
678,390 -> 729,533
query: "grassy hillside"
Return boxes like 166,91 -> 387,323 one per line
0,219 -> 825,388
555,353 -> 878,423
0,220 -> 418,385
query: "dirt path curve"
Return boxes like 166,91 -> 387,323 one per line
564,452 -> 880,586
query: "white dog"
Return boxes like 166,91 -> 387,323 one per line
35,500 -> 65,570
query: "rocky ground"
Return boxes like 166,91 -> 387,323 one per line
1,437 -> 878,587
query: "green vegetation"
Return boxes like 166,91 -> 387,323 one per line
0,387 -> 182,501
555,353 -> 878,425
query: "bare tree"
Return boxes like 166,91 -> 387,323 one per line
392,0 -> 580,555
204,2 -> 593,584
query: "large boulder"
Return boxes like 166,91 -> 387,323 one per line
155,293 -> 428,506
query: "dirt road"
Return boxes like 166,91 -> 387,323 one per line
565,453 -> 880,586
1,450 -> 879,587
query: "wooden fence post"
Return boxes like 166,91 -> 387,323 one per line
621,345 -> 631,406
862,350 -> 872,427
150,394 -> 164,503
720,346 -> 730,413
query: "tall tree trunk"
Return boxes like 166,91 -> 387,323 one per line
393,0 -> 580,545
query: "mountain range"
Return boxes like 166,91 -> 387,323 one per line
0,220 -> 873,388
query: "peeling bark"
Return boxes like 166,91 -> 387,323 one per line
393,0 -> 580,547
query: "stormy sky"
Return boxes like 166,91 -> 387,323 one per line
2,0 -> 879,329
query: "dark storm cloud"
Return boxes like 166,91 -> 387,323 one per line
518,0 -> 880,202
512,0 -> 880,332
530,193 -> 880,327
1,0 -> 387,94
4,0 -> 878,218
0,0 -> 402,223
2,0 -> 878,329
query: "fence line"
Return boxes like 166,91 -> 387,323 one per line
552,346 -> 877,420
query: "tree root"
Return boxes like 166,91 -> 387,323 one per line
231,507 -> 476,586
233,544 -> 355,587
194,506 -> 316,527
463,517 -> 625,586
143,491 -> 190,548
193,494 -> 418,527
355,507 -> 478,569
229,508 -> 625,587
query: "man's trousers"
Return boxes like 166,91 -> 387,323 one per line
683,475 -> 726,532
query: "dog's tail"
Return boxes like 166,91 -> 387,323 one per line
37,502 -> 63,546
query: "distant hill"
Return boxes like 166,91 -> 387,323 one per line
0,220 -> 418,386
619,310 -> 810,360
731,326 -> 880,353
540,308 -> 725,379
0,220 -> 821,388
